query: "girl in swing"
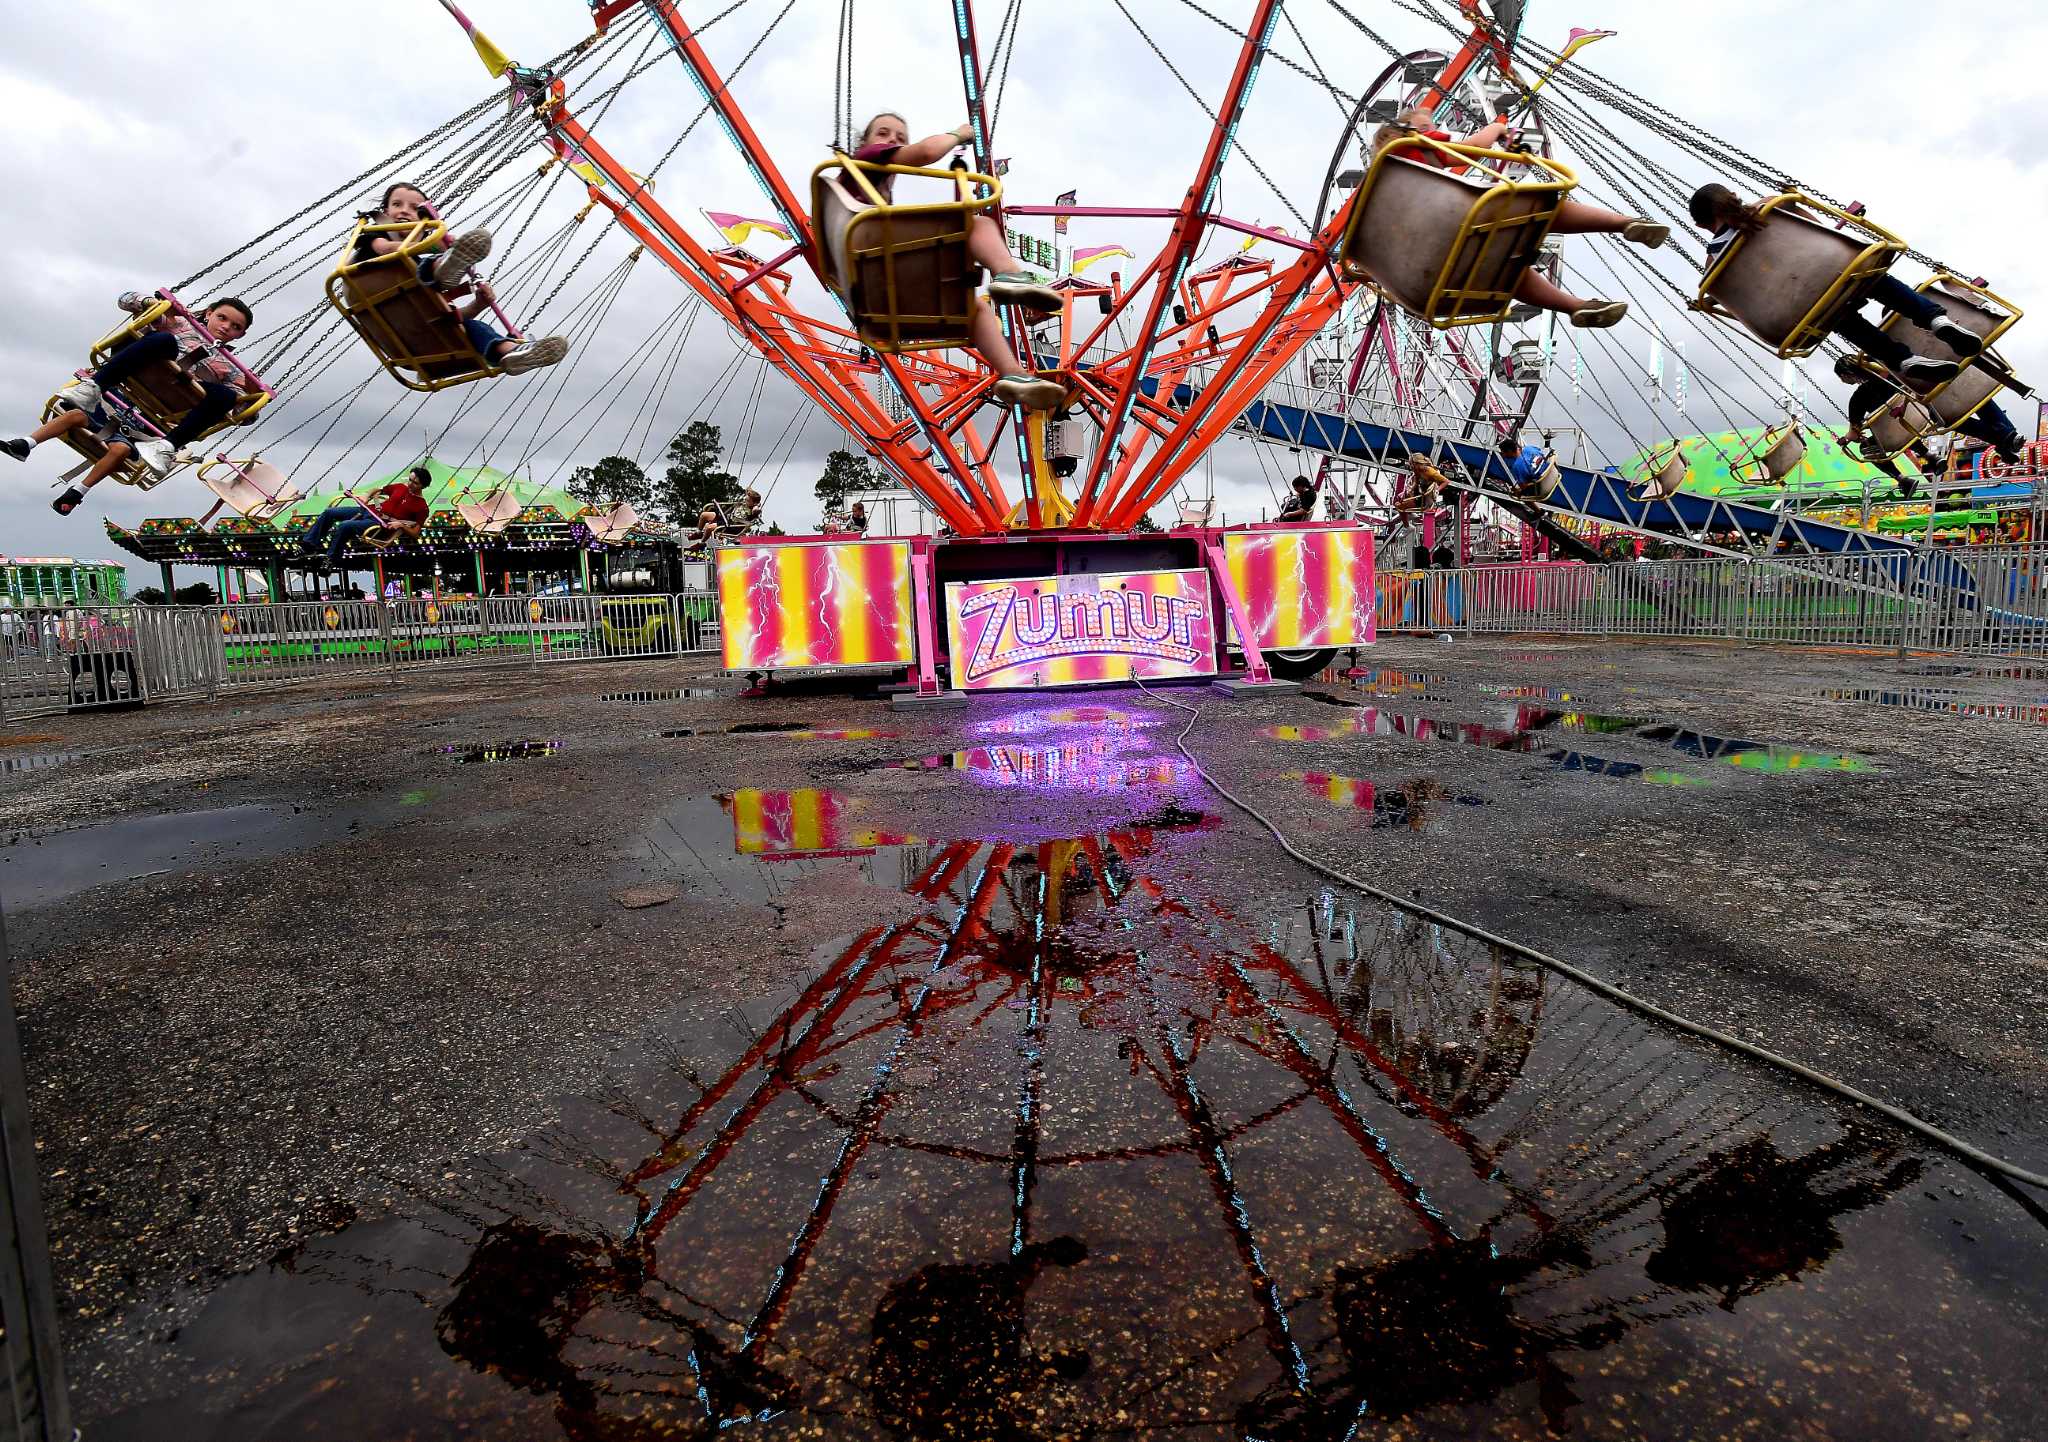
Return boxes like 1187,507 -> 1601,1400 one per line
354,183 -> 569,375
1371,107 -> 1667,328
843,114 -> 1066,410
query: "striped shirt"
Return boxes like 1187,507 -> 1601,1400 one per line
117,292 -> 241,386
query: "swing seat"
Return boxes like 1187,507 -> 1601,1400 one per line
1516,453 -> 1561,503
580,501 -> 642,542
457,487 -> 525,534
1337,137 -> 1576,329
1631,442 -> 1688,501
1692,192 -> 1906,359
1877,274 -> 2022,425
38,395 -> 157,490
1732,422 -> 1807,484
88,294 -> 271,443
811,156 -> 998,354
196,458 -> 303,522
1849,397 -> 1937,464
326,217 -> 503,392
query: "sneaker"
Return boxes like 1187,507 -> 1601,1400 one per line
1621,218 -> 1670,248
1995,440 -> 2024,465
2,438 -> 30,462
134,437 -> 176,478
54,378 -> 103,413
1927,314 -> 1983,357
498,336 -> 569,374
994,374 -> 1067,411
987,272 -> 1063,314
1570,300 -> 1628,329
50,486 -> 84,516
432,229 -> 493,288
1899,355 -> 1961,385
1896,476 -> 1918,501
172,445 -> 204,466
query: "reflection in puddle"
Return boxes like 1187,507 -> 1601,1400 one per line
99,831 -> 2043,1441
1,751 -> 83,774
779,728 -> 898,741
973,705 -> 1164,738
600,688 -> 724,702
1,804 -> 375,908
443,740 -> 561,765
1282,771 -> 1488,828
722,786 -> 919,857
726,721 -> 813,734
1314,667 -> 1456,699
1820,687 -> 2048,726
897,738 -> 1185,790
1269,704 -> 1864,781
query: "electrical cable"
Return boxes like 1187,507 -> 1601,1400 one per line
1133,679 -> 2048,1197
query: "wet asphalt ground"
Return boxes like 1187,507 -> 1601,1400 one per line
4,637 -> 2045,1438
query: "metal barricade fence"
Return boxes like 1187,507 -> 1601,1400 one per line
0,604 -> 145,719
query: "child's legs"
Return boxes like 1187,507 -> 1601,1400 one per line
968,303 -> 1025,377
967,215 -> 1023,276
1548,199 -> 1633,235
28,409 -> 91,445
163,382 -> 241,448
463,317 -> 510,359
81,443 -> 132,490
1956,402 -> 2020,451
90,331 -> 179,388
1827,306 -> 1912,372
1513,268 -> 1586,314
1863,274 -> 1945,329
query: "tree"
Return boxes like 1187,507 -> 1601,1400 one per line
1131,512 -> 1163,534
173,582 -> 218,605
654,421 -> 740,526
815,448 -> 886,515
567,455 -> 652,510
131,586 -> 168,605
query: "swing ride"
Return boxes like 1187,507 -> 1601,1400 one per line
82,0 -> 2039,691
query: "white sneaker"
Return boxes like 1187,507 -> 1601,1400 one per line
432,229 -> 493,288
134,437 -> 176,478
1570,300 -> 1628,329
994,374 -> 1067,411
55,378 -> 103,413
499,336 -> 569,374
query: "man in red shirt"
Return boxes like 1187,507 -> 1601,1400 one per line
297,466 -> 430,568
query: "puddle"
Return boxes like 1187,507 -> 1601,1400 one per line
1312,668 -> 1457,699
1,751 -> 83,775
1,804 -> 378,908
600,688 -> 725,702
1283,771 -> 1488,827
973,704 -> 1165,737
1820,687 -> 2048,725
442,740 -> 561,765
726,721 -> 813,734
1268,704 -> 1863,781
97,831 -> 2048,1440
776,728 -> 899,741
1899,662 -> 2048,681
895,738 -> 1188,790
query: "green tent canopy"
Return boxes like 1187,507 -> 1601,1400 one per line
1619,425 -> 1923,506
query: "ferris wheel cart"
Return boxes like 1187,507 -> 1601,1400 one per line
812,156 -> 1001,355
326,216 -> 506,392
1877,275 -> 2026,426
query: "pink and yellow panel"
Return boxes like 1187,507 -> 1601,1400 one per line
944,569 -> 1217,691
722,787 -> 919,857
1221,527 -> 1376,650
717,541 -> 915,671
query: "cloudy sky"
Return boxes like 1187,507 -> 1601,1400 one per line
4,0 -> 2044,582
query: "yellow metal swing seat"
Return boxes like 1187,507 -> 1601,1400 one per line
88,296 -> 271,443
1877,274 -> 2024,428
196,458 -> 303,523
811,155 -> 1000,354
327,217 -> 503,392
1847,396 -> 1937,467
457,487 -> 525,535
1693,192 -> 1905,359
1731,422 -> 1808,484
1337,135 -> 1576,329
1630,442 -> 1688,502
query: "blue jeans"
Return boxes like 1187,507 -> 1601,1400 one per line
412,257 -> 506,359
92,331 -> 242,445
300,504 -> 380,565
1830,274 -> 1945,371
